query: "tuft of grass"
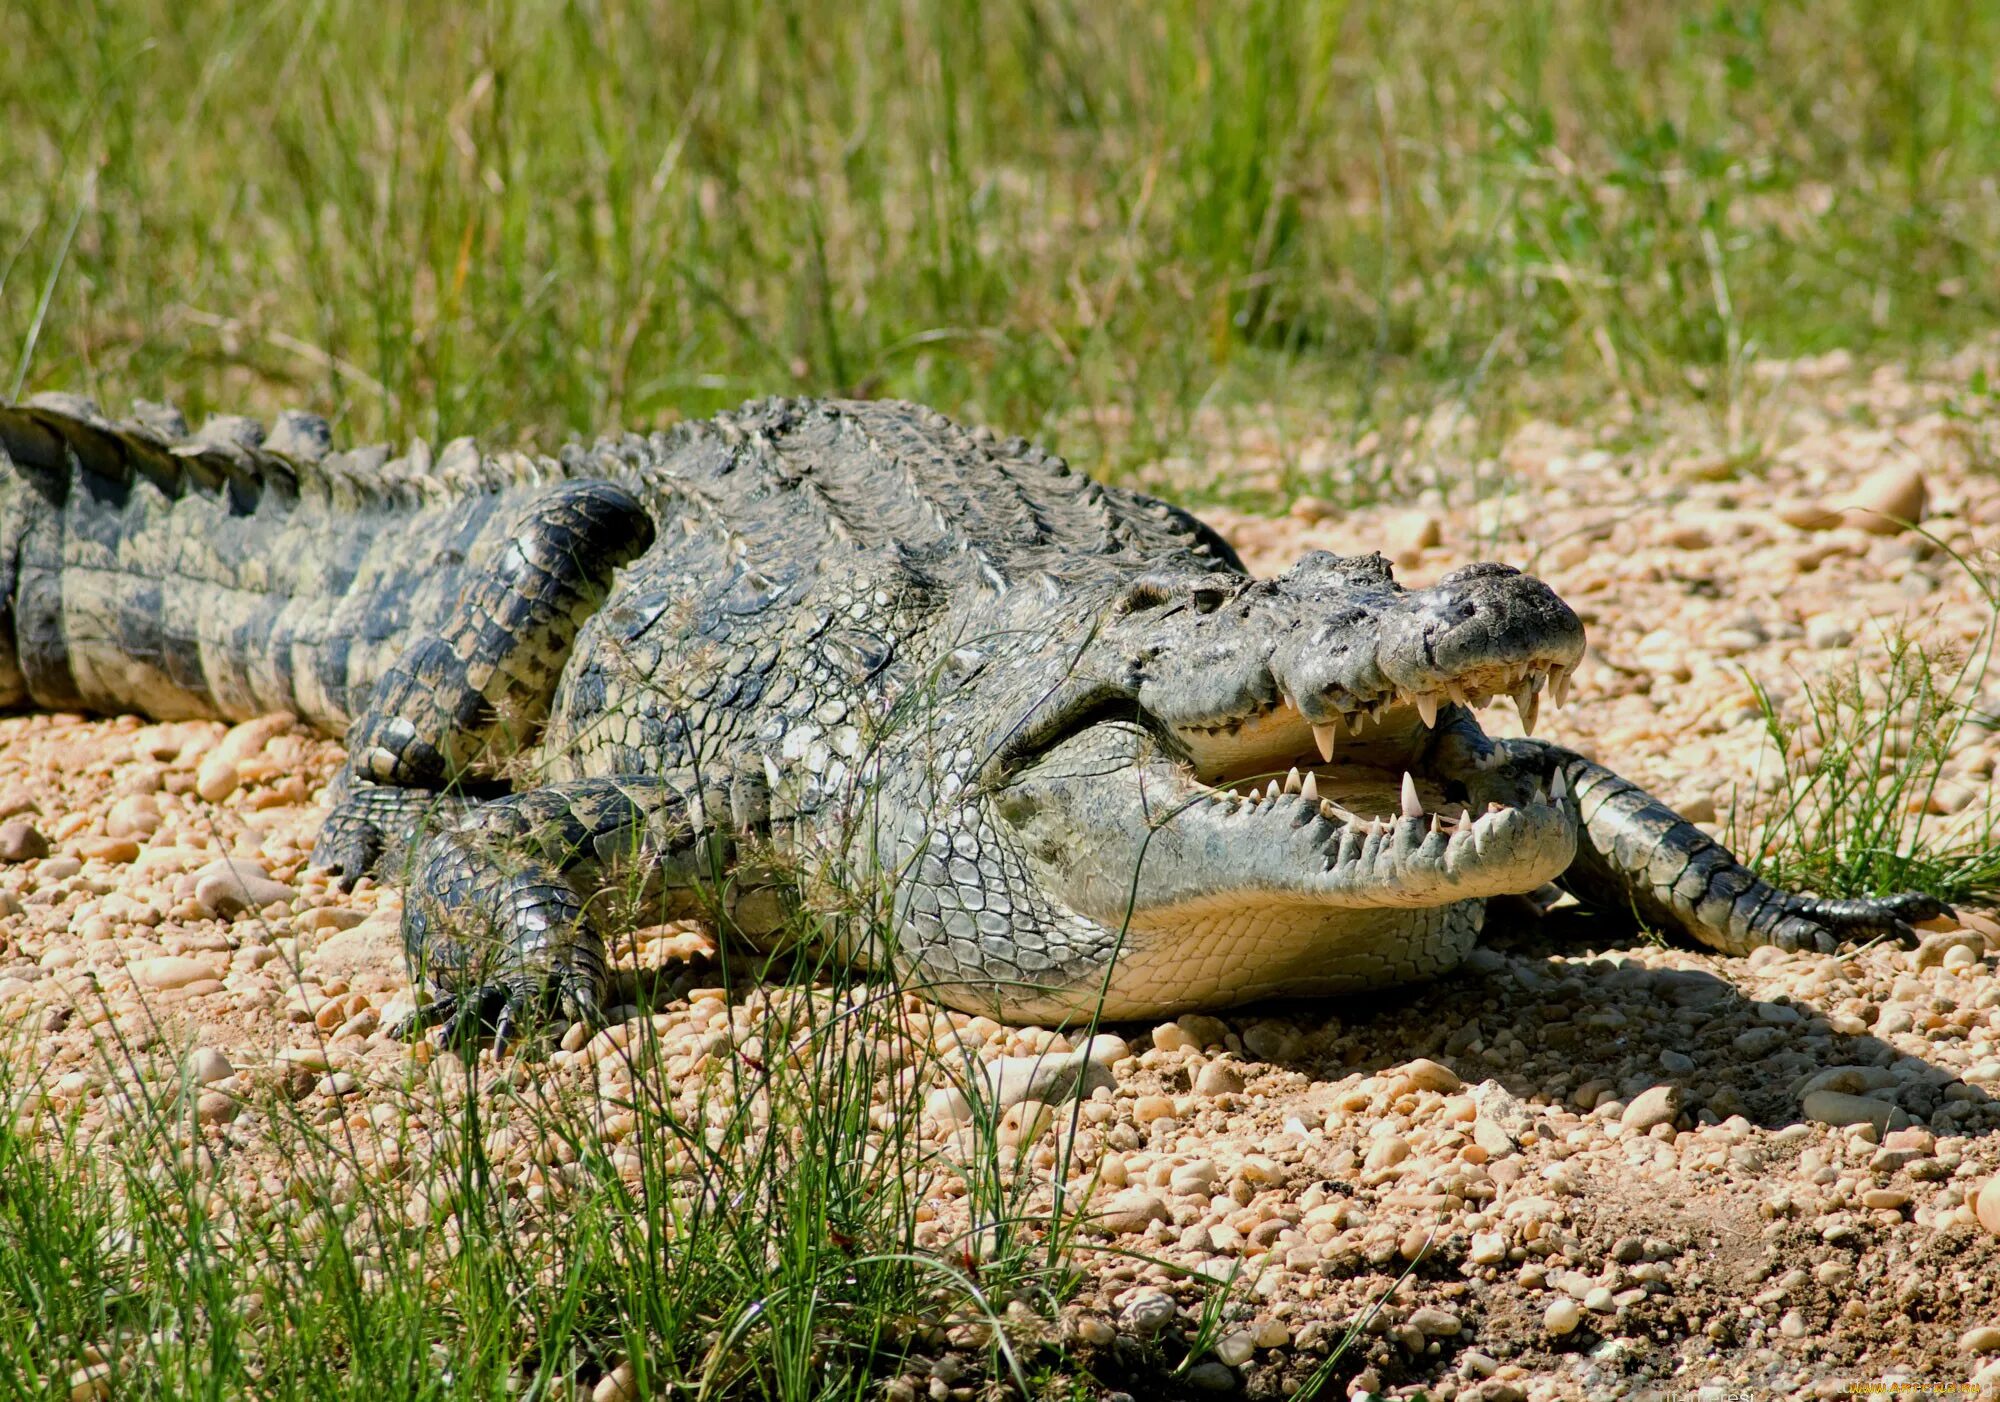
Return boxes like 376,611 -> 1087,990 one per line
0,902 -> 1087,1399
1734,544 -> 1999,907
7,2 -> 2000,506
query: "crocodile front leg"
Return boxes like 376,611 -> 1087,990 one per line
398,773 -> 768,1053
1506,740 -> 1951,955
313,480 -> 654,884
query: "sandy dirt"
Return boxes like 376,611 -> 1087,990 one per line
4,348 -> 1999,1400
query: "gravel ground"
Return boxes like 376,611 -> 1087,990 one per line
4,349 -> 1998,1400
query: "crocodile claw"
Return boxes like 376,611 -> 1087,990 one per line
1781,891 -> 1956,950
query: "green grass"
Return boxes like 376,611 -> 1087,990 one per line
1734,544 -> 2000,907
0,935 -> 1087,1400
8,1 -> 2000,504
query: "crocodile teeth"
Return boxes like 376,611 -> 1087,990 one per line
1312,723 -> 1339,762
1414,693 -> 1438,728
1512,678 -> 1540,735
1551,768 -> 1568,802
1300,771 -> 1319,802
1550,665 -> 1572,709
1284,766 -> 1304,795
1400,771 -> 1423,819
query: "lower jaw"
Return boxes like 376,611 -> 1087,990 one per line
1002,899 -> 1489,1022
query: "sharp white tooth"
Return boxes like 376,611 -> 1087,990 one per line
1312,723 -> 1339,762
1284,766 -> 1304,795
1400,771 -> 1423,819
1320,798 -> 1338,820
1414,693 -> 1438,728
1446,682 -> 1468,706
1265,781 -> 1281,802
1301,771 -> 1320,802
1428,813 -> 1442,835
1512,679 -> 1540,735
1550,666 -> 1572,709
1551,769 -> 1568,802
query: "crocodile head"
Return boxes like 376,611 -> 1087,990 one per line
969,551 -> 1587,1018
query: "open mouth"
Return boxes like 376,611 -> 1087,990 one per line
1166,651 -> 1575,832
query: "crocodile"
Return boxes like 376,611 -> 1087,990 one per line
0,392 -> 1947,1044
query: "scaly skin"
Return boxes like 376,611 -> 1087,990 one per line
0,393 -> 1948,1045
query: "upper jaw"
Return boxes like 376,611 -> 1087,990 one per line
1140,559 -> 1587,771
1167,651 -> 1578,787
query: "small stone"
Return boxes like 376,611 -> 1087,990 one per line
106,793 -> 162,839
1119,1287 -> 1178,1335
1802,1089 -> 1907,1133
195,753 -> 240,803
1169,1160 -> 1218,1196
1364,1134 -> 1411,1171
1214,1331 -> 1256,1367
1621,1085 -> 1682,1132
1778,500 -> 1845,531
1093,1190 -> 1169,1235
1861,1188 -> 1909,1211
1842,463 -> 1927,534
1583,1287 -> 1615,1313
0,820 -> 50,862
1175,1014 -> 1230,1049
1194,1061 -> 1246,1096
335,1009 -> 380,1041
1079,1034 -> 1131,1067
1974,1178 -> 2000,1236
194,1090 -> 238,1125
1805,616 -> 1855,650
1472,1117 -> 1517,1158
1074,1315 -> 1115,1346
131,956 -> 223,991
1469,1232 -> 1507,1266
1398,1058 -> 1462,1093
1732,1027 -> 1784,1057
1779,1310 -> 1808,1339
1916,931 -> 1983,970
1241,1022 -> 1303,1061
1610,1235 -> 1644,1265
193,859 -> 296,918
185,1047 -> 233,1085
1961,1325 -> 2000,1354
1185,1361 -> 1238,1393
1544,1298 -> 1583,1335
77,835 -> 141,863
1409,1306 -> 1461,1337
1384,510 -> 1442,563
591,1360 -> 638,1402
1133,1095 -> 1176,1124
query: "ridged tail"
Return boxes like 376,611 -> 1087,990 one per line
0,393 -> 572,733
